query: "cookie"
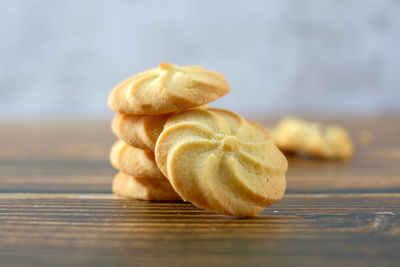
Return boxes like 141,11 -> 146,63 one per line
112,113 -> 169,151
112,172 -> 181,201
108,63 -> 230,115
109,139 -> 165,179
155,108 -> 288,217
111,105 -> 209,151
273,117 -> 353,160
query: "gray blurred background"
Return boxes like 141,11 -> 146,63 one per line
1,0 -> 399,119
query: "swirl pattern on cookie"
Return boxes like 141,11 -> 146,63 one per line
108,63 -> 230,115
112,172 -> 181,201
273,117 -> 353,160
110,140 -> 165,179
155,108 -> 288,217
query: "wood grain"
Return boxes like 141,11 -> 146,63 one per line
0,193 -> 399,267
0,117 -> 399,266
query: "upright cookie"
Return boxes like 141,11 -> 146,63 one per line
108,63 -> 230,115
112,172 -> 181,201
155,108 -> 288,217
109,140 -> 165,180
112,105 -> 208,151
273,117 -> 353,160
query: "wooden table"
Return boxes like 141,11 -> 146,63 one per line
1,117 -> 399,266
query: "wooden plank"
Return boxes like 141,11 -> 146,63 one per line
1,118 -> 399,193
0,121 -> 114,161
0,121 -> 115,193
0,193 -> 399,267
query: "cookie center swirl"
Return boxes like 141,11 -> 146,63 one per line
221,136 -> 240,152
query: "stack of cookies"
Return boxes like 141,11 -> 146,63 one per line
108,63 -> 230,201
108,63 -> 288,217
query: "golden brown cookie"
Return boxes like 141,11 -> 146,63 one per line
112,113 -> 169,151
109,140 -> 165,179
273,117 -> 353,160
155,108 -> 288,217
108,63 -> 230,115
111,105 -> 209,151
112,172 -> 181,201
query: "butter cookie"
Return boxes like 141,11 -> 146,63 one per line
155,108 -> 288,217
108,63 -> 229,115
110,140 -> 165,179
111,105 -> 208,151
273,117 -> 353,160
112,172 -> 181,201
112,113 -> 169,151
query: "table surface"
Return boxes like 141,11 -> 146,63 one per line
1,117 -> 399,267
